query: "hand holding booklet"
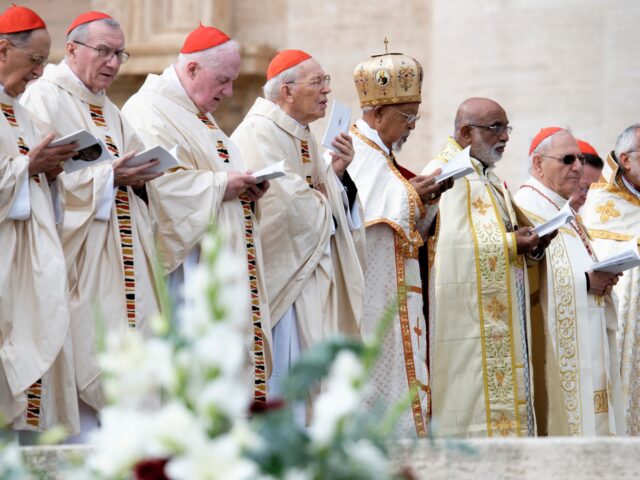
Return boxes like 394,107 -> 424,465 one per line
51,129 -> 113,173
322,100 -> 351,151
126,145 -> 180,173
532,201 -> 574,237
434,146 -> 474,183
591,240 -> 640,274
253,160 -> 286,183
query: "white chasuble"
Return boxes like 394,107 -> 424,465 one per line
582,161 -> 640,435
347,120 -> 436,438
515,177 -> 625,436
0,91 -> 79,433
423,137 -> 535,438
231,97 -> 364,359
122,67 -> 272,402
20,62 -> 160,411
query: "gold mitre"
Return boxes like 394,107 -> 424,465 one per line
353,39 -> 423,108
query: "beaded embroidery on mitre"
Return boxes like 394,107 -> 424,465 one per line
353,39 -> 422,108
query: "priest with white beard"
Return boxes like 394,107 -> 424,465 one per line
347,49 -> 451,438
515,127 -> 625,436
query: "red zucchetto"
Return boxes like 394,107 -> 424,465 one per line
529,126 -> 563,155
266,49 -> 311,80
180,23 -> 231,54
66,11 -> 112,35
577,139 -> 598,157
0,4 -> 46,33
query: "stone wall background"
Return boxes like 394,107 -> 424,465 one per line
14,0 -> 640,188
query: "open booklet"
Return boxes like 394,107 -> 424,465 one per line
434,146 -> 475,183
321,100 -> 351,151
51,129 -> 113,173
253,159 -> 286,183
591,240 -> 640,273
532,201 -> 575,237
126,145 -> 179,174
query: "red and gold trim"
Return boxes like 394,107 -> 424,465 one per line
394,234 -> 427,438
25,378 -> 43,428
115,186 -> 136,329
216,141 -> 230,163
1,103 -> 18,127
299,139 -> 314,188
104,135 -> 119,158
197,112 -> 217,130
89,104 -> 107,127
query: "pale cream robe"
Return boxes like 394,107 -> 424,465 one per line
20,62 -> 160,411
515,177 -> 625,436
582,162 -> 640,434
231,97 -> 365,352
121,67 -> 273,400
423,137 -> 535,438
0,89 -> 79,433
347,119 -> 435,438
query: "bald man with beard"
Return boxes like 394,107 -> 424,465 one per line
422,98 -> 549,437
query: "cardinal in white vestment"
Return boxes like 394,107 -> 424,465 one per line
347,49 -> 452,438
515,126 -> 625,436
20,12 -> 162,428
582,124 -> 640,435
122,24 -> 272,404
423,98 -> 547,437
0,4 -> 79,435
231,50 -> 365,421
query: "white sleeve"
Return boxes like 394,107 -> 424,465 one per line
7,172 -> 30,220
95,167 -> 115,221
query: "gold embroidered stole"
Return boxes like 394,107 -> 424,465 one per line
467,165 -> 526,436
199,113 -> 267,405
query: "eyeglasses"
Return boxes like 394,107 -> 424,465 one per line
286,74 -> 331,89
470,124 -> 513,136
73,41 -> 130,64
10,43 -> 48,67
387,107 -> 421,124
542,153 -> 585,165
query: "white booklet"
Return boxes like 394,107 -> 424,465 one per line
434,146 -> 474,183
592,241 -> 640,273
532,201 -> 575,237
322,100 -> 351,151
127,145 -> 180,174
253,159 -> 286,183
51,129 -> 114,173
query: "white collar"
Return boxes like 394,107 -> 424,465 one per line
622,174 -> 640,199
356,118 -> 390,154
164,65 -> 188,96
61,59 -> 104,96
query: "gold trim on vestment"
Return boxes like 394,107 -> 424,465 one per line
587,229 -> 635,242
393,234 -> 427,438
593,389 -> 609,414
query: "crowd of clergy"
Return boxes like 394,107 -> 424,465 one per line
1,4 -> 640,442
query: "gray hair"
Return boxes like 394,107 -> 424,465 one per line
0,30 -> 37,49
263,63 -> 303,102
176,39 -> 240,72
66,18 -> 121,44
528,127 -> 573,170
614,123 -> 640,159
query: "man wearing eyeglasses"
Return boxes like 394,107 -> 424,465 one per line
424,97 -> 544,438
232,50 -> 365,422
515,126 -> 625,436
582,124 -> 640,435
122,24 -> 273,406
20,11 -> 163,437
0,3 -> 80,440
346,49 -> 450,438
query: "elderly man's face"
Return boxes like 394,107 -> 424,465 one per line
66,21 -> 125,93
620,131 -> 640,191
536,132 -> 582,199
0,28 -> 50,97
188,47 -> 241,114
570,163 -> 602,210
468,105 -> 510,166
287,58 -> 330,125
375,102 -> 420,151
